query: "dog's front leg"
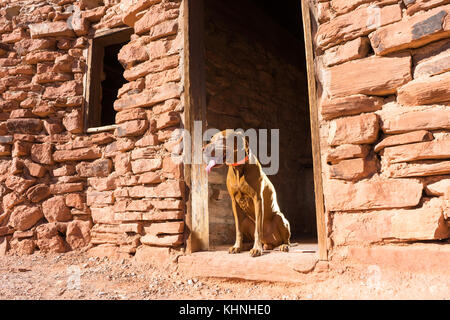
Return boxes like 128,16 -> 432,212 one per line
250,196 -> 264,257
228,198 -> 243,254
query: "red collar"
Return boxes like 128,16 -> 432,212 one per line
227,155 -> 249,167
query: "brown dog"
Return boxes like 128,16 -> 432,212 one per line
204,130 -> 291,257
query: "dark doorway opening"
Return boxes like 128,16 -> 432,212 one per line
204,0 -> 317,249
101,42 -> 127,126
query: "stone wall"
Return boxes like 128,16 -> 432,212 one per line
205,1 -> 315,245
1,0 -> 448,261
0,0 -> 186,258
313,0 -> 450,254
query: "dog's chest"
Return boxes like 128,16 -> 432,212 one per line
235,191 -> 254,212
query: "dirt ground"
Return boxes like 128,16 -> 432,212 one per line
0,249 -> 448,300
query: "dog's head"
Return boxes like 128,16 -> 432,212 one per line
203,129 -> 249,173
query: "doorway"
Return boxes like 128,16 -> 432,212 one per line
205,0 -> 316,248
185,0 -> 325,258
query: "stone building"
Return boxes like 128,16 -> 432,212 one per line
0,0 -> 448,278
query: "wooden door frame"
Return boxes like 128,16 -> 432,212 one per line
184,0 -> 328,260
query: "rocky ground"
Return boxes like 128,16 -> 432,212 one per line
0,249 -> 448,300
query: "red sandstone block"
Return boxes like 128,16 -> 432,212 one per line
53,147 -> 102,162
135,134 -> 159,147
87,191 -> 114,206
144,221 -> 184,236
123,54 -> 179,81
324,55 -> 412,97
383,139 -> 450,163
76,159 -> 112,177
115,108 -> 147,124
91,207 -> 117,224
24,51 -> 60,64
114,211 -> 143,222
414,51 -> 450,78
329,157 -> 378,181
328,113 -> 379,146
91,132 -> 115,145
140,233 -> 183,247
114,83 -> 180,111
24,160 -> 47,178
152,99 -> 180,115
2,28 -> 26,44
332,198 -> 449,245
88,175 -> 118,191
5,175 -> 36,194
33,72 -> 72,84
134,3 -> 179,35
6,118 -> 43,134
131,158 -> 162,174
43,81 -> 83,100
381,108 -> 450,134
66,220 -> 91,250
9,64 -> 36,75
32,105 -> 55,117
150,199 -> 183,210
138,171 -> 162,184
131,146 -> 158,160
331,0 -> 398,15
65,193 -> 85,209
375,131 -> 432,152
118,39 -> 149,69
322,37 -> 370,67
53,164 -> 76,177
320,94 -> 383,121
425,178 -> 450,196
8,205 -> 43,232
156,111 -> 180,130
397,72 -> 450,106
122,0 -> 163,27
145,68 -> 181,88
14,39 -> 55,54
324,178 -> 423,211
3,192 -> 24,210
3,90 -> 28,102
315,4 -> 401,49
326,144 -> 371,164
42,196 -> 71,222
83,6 -> 107,22
50,183 -> 84,194
0,58 -> 20,67
147,19 -> 178,41
162,156 -> 183,179
29,21 -> 75,38
114,153 -> 131,175
119,223 -> 143,234
126,199 -> 153,212
12,140 -> 31,157
369,5 -> 450,55
405,0 -> 450,15
31,143 -> 53,165
115,119 -> 148,137
26,184 -> 50,203
117,78 -> 145,98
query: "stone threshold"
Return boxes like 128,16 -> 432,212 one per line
177,243 -> 320,283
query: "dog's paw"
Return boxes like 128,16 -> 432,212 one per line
228,246 -> 241,254
279,244 -> 289,252
249,248 -> 262,257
